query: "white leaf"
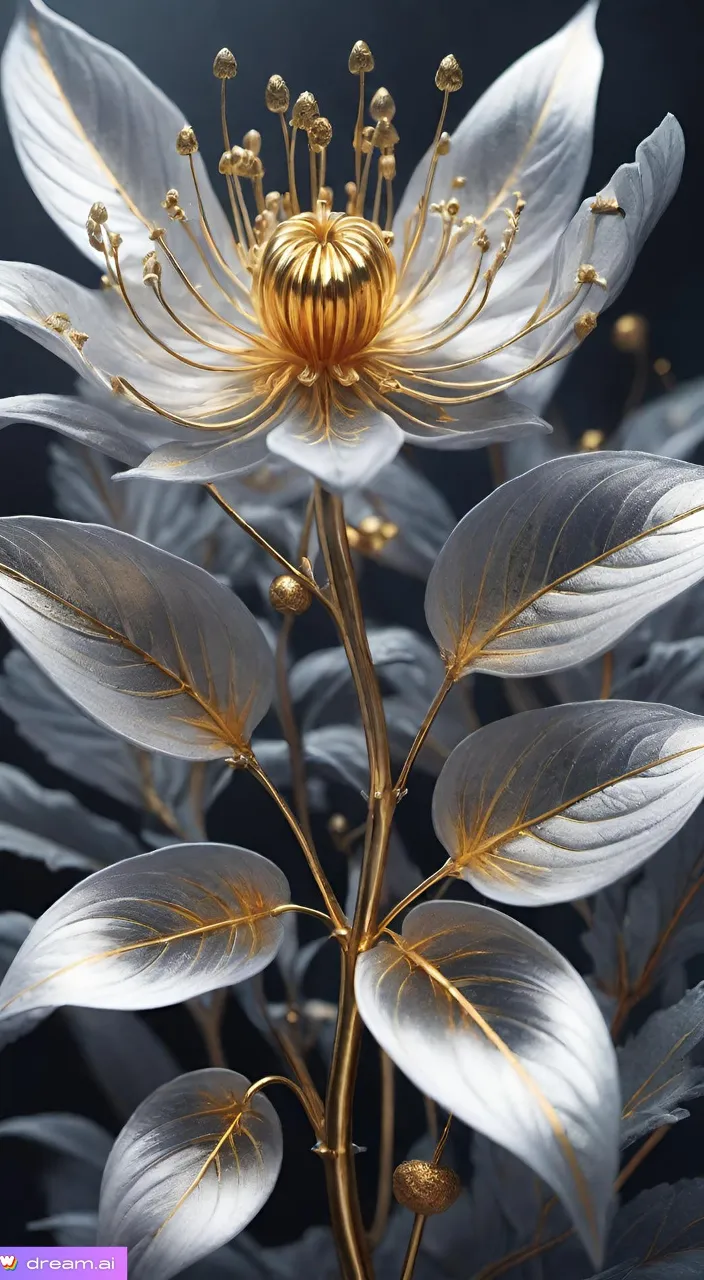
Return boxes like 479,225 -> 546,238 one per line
1,0 -> 238,287
0,517 -> 274,759
97,1068 -> 282,1280
426,452 -> 704,679
0,394 -> 145,466
433,701 -> 704,906
356,899 -> 619,1265
0,843 -> 290,1039
0,762 -> 141,871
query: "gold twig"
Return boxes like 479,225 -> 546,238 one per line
399,1117 -> 454,1280
394,674 -> 455,796
368,1049 -> 396,1248
243,1073 -> 325,1141
275,494 -> 317,848
188,989 -> 227,1067
377,864 -> 455,935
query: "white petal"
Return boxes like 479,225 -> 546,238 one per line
0,393 -> 145,464
397,388 -> 551,451
395,1 -> 602,317
2,0 -> 239,290
267,398 -> 403,492
122,430 -> 271,483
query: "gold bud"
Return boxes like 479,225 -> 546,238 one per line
85,218 -> 103,251
611,313 -> 649,353
380,521 -> 399,541
243,128 -> 262,157
319,185 -> 334,208
372,119 -> 399,150
574,310 -> 598,342
265,74 -> 290,113
328,813 -> 349,836
162,188 -> 180,208
291,92 -> 319,131
654,356 -> 672,377
579,429 -> 605,452
379,154 -> 396,180
348,39 -> 374,73
358,515 -> 383,536
269,574 -> 313,615
213,48 -> 237,79
89,201 -> 108,225
446,197 -> 460,217
309,116 -> 333,152
370,86 -> 396,122
361,125 -> 375,154
437,131 -> 451,156
393,1161 -> 461,1216
435,55 -> 463,93
176,126 -> 198,155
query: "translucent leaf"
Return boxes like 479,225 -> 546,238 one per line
0,650 -> 227,840
28,1213 -> 99,1248
0,843 -> 290,1040
619,983 -> 704,1147
433,701 -> 704,906
0,762 -> 141,871
0,517 -> 274,758
425,453 -> 704,679
618,378 -> 704,461
0,1113 -> 112,1169
584,805 -> 704,1018
590,1180 -> 704,1279
65,1009 -> 179,1122
355,899 -> 619,1265
97,1068 -> 283,1280
615,638 -> 704,716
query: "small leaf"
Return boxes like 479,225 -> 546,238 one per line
97,1068 -> 283,1280
425,452 -> 704,679
355,900 -> 619,1265
0,843 -> 290,1040
0,517 -> 274,759
0,762 -> 141,871
619,983 -> 704,1147
432,701 -> 704,905
589,1179 -> 704,1279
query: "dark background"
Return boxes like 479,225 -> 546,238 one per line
0,0 -> 703,1261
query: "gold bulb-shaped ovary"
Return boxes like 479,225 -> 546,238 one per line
253,209 -> 396,369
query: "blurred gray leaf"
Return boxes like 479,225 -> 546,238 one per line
344,455 -> 456,579
618,379 -> 704,460
28,1212 -> 99,1247
615,639 -> 704,715
0,649 -> 227,840
65,1008 -> 180,1122
0,762 -> 141,872
0,1113 -> 112,1168
589,1179 -> 704,1279
619,984 -> 704,1146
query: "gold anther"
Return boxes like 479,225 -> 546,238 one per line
579,429 -> 605,452
591,195 -> 625,217
379,154 -> 396,181
574,310 -> 598,342
435,55 -> 463,92
142,250 -> 162,284
176,126 -> 198,155
348,40 -> 375,74
67,330 -> 89,351
437,132 -> 451,156
446,198 -> 460,217
360,125 -> 375,154
577,263 -> 607,288
372,119 -> 399,150
213,48 -> 237,79
611,313 -> 649,353
309,116 -> 333,152
88,201 -> 108,225
451,175 -> 466,188
44,312 -> 71,333
243,129 -> 262,157
265,74 -> 290,113
370,87 -> 396,122
291,92 -> 319,131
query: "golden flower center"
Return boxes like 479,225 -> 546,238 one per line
253,210 -> 396,369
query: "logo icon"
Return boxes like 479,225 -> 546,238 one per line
0,1257 -> 17,1272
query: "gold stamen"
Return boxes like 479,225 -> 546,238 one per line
213,48 -> 237,79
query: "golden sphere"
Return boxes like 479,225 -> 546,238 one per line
392,1160 -> 461,1215
612,313 -> 649,353
269,574 -> 313,615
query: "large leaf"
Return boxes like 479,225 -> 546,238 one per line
97,1068 -> 283,1280
425,453 -> 704,679
0,762 -> 141,872
589,1180 -> 704,1279
0,650 -> 227,840
0,843 -> 290,1041
356,900 -> 619,1266
432,701 -> 704,906
619,983 -> 704,1147
0,517 -> 274,759
584,804 -> 704,1021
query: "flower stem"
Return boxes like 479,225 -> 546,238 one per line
316,485 -> 396,1280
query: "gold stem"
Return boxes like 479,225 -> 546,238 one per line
316,485 -> 396,1280
399,1215 -> 427,1280
368,1050 -> 395,1248
394,674 -> 455,796
600,650 -> 614,700
246,758 -> 346,930
243,1073 -> 325,1140
615,1123 -> 669,1189
377,865 -> 453,935
289,126 -> 301,215
319,147 -> 328,193
275,495 -> 317,849
372,162 -> 384,227
205,483 -> 337,617
310,146 -> 319,209
354,71 -> 365,194
188,990 -> 227,1067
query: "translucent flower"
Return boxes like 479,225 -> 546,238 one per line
0,0 -> 684,491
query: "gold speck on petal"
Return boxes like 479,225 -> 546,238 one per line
176,126 -> 198,155
44,312 -> 72,333
265,74 -> 290,113
291,92 -> 319,131
579,429 -> 605,452
243,129 -> 262,157
591,195 -> 625,217
392,1161 -> 462,1215
308,116 -> 333,152
612,313 -> 649,352
370,87 -> 396,122
213,47 -> 237,79
577,263 -> 607,288
437,132 -> 451,155
348,40 -> 374,74
574,310 -> 598,342
269,573 -> 313,614
435,55 -> 463,93
451,175 -> 466,188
